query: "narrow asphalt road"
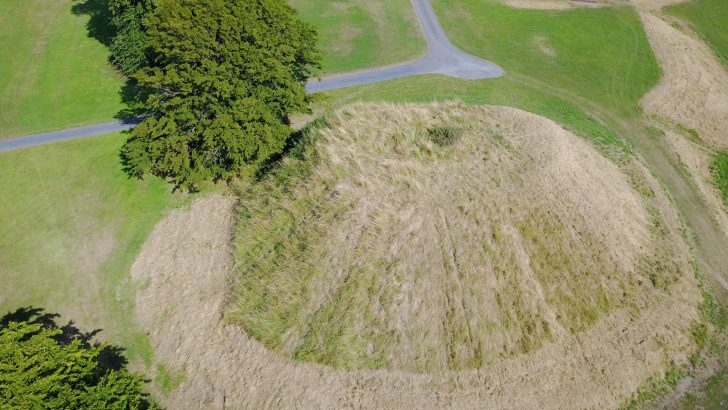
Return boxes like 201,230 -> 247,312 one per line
305,0 -> 503,92
0,0 -> 502,152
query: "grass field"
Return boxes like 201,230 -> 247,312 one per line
290,0 -> 425,74
667,0 -> 728,69
0,134 -> 181,365
0,0 -> 125,139
431,0 -> 660,116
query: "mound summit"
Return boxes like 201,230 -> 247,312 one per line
229,102 -> 700,374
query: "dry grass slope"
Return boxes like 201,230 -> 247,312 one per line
228,102 -> 700,373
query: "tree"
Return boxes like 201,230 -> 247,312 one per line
121,0 -> 321,190
108,0 -> 155,76
0,313 -> 153,409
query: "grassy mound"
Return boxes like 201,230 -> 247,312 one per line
228,102 -> 698,372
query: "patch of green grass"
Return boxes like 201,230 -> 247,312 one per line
427,125 -> 463,147
0,134 -> 181,365
290,0 -> 425,74
154,363 -> 185,393
432,0 -> 660,116
667,0 -> 728,69
0,0 -> 126,138
710,151 -> 728,207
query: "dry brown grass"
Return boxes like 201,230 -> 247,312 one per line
501,0 -> 688,10
640,11 -> 728,150
131,103 -> 702,408
503,0 -> 610,10
228,102 -> 698,372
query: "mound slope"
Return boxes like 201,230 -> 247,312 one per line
229,102 -> 699,373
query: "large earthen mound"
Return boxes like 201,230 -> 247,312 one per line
132,103 -> 701,408
228,102 -> 699,373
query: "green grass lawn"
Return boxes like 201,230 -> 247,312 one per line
431,0 -> 660,116
0,134 -> 181,365
0,0 -> 125,139
290,0 -> 425,74
667,0 -> 728,69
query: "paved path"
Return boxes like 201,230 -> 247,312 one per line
0,0 -> 502,152
0,118 -> 142,152
306,0 -> 502,92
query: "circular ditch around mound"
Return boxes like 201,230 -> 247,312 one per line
228,102 -> 700,373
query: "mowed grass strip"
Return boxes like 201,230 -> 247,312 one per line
667,0 -> 728,69
290,0 -> 425,74
431,0 -> 660,116
0,0 -> 125,138
0,134 -> 180,365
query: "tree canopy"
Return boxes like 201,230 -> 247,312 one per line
121,0 -> 321,190
0,311 -> 152,409
107,0 -> 155,76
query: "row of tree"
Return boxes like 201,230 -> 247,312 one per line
108,0 -> 321,189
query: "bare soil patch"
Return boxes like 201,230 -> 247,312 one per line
133,104 -> 701,408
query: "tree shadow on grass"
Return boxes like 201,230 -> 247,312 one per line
116,79 -> 149,120
70,0 -> 115,46
71,0 -> 147,122
0,306 -> 128,369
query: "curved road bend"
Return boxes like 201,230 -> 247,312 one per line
305,0 -> 503,92
0,0 -> 502,152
